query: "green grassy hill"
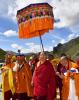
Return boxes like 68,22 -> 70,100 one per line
0,48 -> 6,62
52,36 -> 79,60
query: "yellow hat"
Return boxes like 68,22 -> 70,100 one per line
52,58 -> 60,65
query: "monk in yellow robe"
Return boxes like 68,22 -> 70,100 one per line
59,56 -> 79,100
1,53 -> 15,100
13,54 -> 33,100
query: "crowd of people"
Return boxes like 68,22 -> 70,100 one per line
0,51 -> 79,100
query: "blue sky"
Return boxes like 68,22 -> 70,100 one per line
0,0 -> 79,53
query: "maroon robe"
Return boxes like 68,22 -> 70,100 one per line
33,60 -> 56,100
56,63 -> 67,100
4,90 -> 13,100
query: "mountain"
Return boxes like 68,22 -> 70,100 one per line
52,36 -> 79,60
0,48 -> 6,62
6,51 -> 16,55
0,36 -> 79,62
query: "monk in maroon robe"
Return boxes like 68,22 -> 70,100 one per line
75,53 -> 79,71
56,63 -> 66,100
32,52 -> 56,100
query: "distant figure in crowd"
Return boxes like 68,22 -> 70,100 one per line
47,54 -> 54,61
29,55 -> 38,74
32,52 -> 56,100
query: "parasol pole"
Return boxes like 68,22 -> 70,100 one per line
39,32 -> 44,52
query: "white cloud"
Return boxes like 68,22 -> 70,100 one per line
11,43 -> 22,49
0,0 -> 79,27
68,33 -> 75,40
70,24 -> 79,36
21,48 -> 32,53
60,39 -> 67,44
21,45 -> 53,53
11,42 -> 41,53
3,30 -> 17,37
25,42 -> 35,46
0,0 -> 17,21
8,6 -> 17,21
11,42 -> 54,53
52,40 -> 55,43
0,0 -> 47,21
0,32 -> 2,35
52,0 -> 79,27
16,0 -> 47,10
58,33 -> 79,44
0,38 -> 12,42
68,33 -> 79,41
54,19 -> 66,28
25,42 -> 41,53
45,46 -> 53,51
52,34 -> 62,40
25,42 -> 54,52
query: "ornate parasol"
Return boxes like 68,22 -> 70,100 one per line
16,3 -> 54,51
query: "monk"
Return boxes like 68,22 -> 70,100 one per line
51,58 -> 64,100
32,52 -> 56,100
13,54 -> 33,100
1,53 -> 15,100
59,56 -> 79,100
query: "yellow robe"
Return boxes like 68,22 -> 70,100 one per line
2,63 -> 15,100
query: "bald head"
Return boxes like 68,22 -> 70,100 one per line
39,52 -> 47,62
60,56 -> 69,67
5,53 -> 13,64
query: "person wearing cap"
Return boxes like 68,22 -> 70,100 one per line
13,54 -> 33,100
29,55 -> 38,74
1,53 -> 15,100
59,56 -> 79,100
46,54 -> 54,61
32,52 -> 56,100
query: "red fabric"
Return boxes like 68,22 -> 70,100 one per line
13,93 -> 30,100
33,60 -> 56,100
77,60 -> 79,71
77,60 -> 79,66
4,90 -> 13,100
34,96 -> 47,100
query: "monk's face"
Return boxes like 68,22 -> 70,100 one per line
39,52 -> 46,62
5,58 -> 11,64
60,58 -> 68,67
5,54 -> 13,64
16,56 -> 25,64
